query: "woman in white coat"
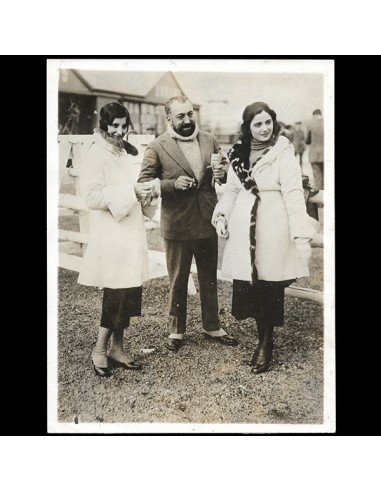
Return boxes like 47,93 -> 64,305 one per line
212,102 -> 319,374
78,102 -> 158,377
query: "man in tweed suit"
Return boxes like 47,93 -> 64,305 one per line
138,96 -> 238,351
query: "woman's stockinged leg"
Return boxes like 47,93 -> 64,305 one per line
92,326 -> 112,370
108,325 -> 134,365
99,288 -> 143,370
107,325 -> 143,370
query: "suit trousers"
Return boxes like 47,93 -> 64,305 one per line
311,161 -> 324,190
164,236 -> 220,334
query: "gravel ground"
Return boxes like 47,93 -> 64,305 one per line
57,230 -> 324,426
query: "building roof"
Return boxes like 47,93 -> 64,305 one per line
75,69 -> 166,98
59,69 -> 201,107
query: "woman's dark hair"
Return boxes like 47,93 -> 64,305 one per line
239,101 -> 281,147
99,102 -> 131,132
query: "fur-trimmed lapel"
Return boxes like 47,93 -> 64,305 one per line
251,136 -> 291,178
159,132 -> 196,179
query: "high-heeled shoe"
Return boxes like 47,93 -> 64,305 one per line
251,340 -> 273,374
108,357 -> 143,371
93,364 -> 112,377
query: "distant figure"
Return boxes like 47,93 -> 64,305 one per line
293,121 -> 306,166
278,121 -> 293,142
146,126 -> 156,135
285,124 -> 295,143
305,109 -> 324,189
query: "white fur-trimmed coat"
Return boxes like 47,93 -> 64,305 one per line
77,137 -> 149,289
213,136 -> 320,282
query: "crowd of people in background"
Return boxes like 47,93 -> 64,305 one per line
278,110 -> 324,192
276,111 -> 324,222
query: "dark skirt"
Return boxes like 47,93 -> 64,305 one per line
232,279 -> 294,327
100,286 -> 142,331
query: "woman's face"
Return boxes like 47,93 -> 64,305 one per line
250,111 -> 274,142
107,117 -> 128,141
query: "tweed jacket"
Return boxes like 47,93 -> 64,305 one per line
138,129 -> 228,240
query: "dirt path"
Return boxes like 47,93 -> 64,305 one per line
57,264 -> 324,426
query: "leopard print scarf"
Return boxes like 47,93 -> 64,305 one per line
228,136 -> 277,284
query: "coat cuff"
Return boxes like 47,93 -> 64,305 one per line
161,179 -> 177,198
102,183 -> 137,222
290,215 -> 320,241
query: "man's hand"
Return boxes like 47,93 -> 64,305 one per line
174,176 -> 196,190
149,178 -> 161,198
212,164 -> 225,180
134,182 -> 154,202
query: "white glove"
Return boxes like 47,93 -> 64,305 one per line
149,178 -> 161,198
216,219 -> 229,238
295,241 -> 312,265
134,182 -> 153,202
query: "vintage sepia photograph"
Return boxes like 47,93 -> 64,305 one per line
47,58 -> 335,433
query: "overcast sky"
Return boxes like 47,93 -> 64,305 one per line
54,60 -> 327,134
174,71 -> 324,132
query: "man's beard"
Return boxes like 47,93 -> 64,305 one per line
174,122 -> 196,137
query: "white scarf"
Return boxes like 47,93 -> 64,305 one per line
167,123 -> 199,141
167,124 -> 202,182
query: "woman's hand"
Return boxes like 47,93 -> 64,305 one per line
216,219 -> 229,238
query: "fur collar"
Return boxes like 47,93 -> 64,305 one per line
93,128 -> 125,156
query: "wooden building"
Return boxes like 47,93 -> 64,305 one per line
58,69 -> 200,136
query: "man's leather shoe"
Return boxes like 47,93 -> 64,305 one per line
204,333 -> 238,346
165,338 -> 183,351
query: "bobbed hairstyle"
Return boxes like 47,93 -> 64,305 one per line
239,101 -> 281,147
99,102 -> 131,132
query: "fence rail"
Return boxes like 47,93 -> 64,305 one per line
58,134 -> 323,304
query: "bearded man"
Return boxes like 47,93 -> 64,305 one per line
138,96 -> 238,351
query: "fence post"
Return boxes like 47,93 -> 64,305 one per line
58,138 -> 73,188
70,137 -> 94,254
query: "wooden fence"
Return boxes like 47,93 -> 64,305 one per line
58,134 -> 323,304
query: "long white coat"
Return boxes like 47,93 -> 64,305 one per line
213,136 -> 319,282
77,137 -> 149,289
